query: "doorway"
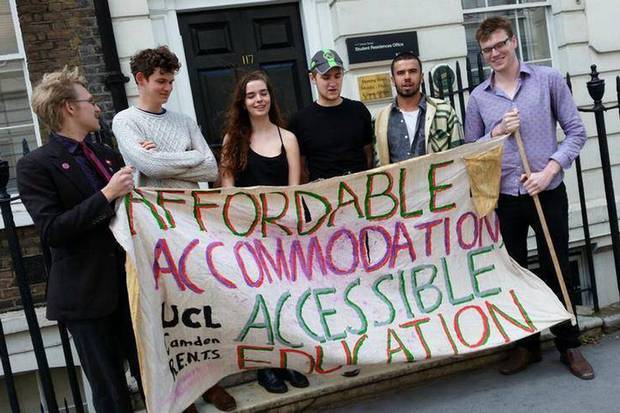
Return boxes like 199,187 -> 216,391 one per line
178,2 -> 312,148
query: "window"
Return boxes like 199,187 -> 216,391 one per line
527,248 -> 594,308
1,0 -> 39,193
462,1 -> 552,81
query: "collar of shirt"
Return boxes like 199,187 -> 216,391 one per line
482,62 -> 533,94
391,94 -> 427,114
137,107 -> 167,115
50,132 -> 89,154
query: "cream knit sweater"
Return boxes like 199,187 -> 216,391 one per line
112,107 -> 218,188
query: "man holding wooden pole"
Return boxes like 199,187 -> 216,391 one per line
465,16 -> 594,380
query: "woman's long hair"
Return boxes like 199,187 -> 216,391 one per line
220,70 -> 284,178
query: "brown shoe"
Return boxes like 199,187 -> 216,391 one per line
561,349 -> 595,380
203,384 -> 237,412
499,347 -> 542,375
183,404 -> 199,413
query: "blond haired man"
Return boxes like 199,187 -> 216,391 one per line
17,67 -> 139,412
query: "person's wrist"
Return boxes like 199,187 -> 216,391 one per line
546,159 -> 562,176
492,124 -> 504,137
101,186 -> 116,202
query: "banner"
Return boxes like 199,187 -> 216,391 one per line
110,139 -> 571,413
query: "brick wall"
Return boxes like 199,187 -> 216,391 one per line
1,0 -> 117,312
17,0 -> 117,128
0,226 -> 46,313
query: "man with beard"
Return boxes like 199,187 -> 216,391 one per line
374,52 -> 463,166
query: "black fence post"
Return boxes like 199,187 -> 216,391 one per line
58,323 -> 85,413
566,73 -> 599,311
466,56 -> 475,91
476,53 -> 486,83
22,139 -> 30,156
455,61 -> 467,123
584,65 -> 620,296
0,318 -> 21,412
427,71 -> 436,98
0,161 -> 60,413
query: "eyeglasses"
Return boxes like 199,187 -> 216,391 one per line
73,97 -> 97,106
480,37 -> 512,56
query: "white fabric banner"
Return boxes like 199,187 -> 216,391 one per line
110,139 -> 571,413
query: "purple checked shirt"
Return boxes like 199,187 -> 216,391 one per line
464,63 -> 586,196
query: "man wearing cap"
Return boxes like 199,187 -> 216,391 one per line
289,48 -> 373,182
374,51 -> 463,166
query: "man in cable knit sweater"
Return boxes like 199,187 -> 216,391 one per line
112,46 -> 218,189
112,46 -> 234,413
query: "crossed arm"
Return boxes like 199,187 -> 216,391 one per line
113,117 -> 218,182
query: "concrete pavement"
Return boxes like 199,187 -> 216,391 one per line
325,333 -> 620,413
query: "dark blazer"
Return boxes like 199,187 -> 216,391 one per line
17,137 -> 126,321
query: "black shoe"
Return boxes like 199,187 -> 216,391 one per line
257,368 -> 288,393
279,369 -> 309,388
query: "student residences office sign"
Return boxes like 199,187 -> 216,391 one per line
346,31 -> 419,64
111,140 -> 571,413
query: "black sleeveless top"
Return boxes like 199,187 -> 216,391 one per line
235,128 -> 289,187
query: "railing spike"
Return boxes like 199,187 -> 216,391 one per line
455,60 -> 467,123
22,138 -> 30,155
466,56 -> 475,90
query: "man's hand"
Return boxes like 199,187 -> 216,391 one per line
520,160 -> 561,196
140,140 -> 157,151
492,108 -> 520,137
101,166 -> 134,201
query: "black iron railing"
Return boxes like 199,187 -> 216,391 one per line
570,66 -> 620,305
0,157 -> 85,412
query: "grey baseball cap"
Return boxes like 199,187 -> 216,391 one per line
309,48 -> 344,74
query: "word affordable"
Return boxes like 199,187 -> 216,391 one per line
111,139 -> 570,413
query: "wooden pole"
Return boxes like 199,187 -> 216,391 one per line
513,129 -> 575,320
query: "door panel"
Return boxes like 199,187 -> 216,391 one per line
193,22 -> 234,55
253,17 -> 295,50
260,61 -> 303,121
178,3 -> 311,148
196,67 -> 238,143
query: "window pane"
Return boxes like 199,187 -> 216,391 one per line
0,61 -> 36,192
463,7 -> 551,84
462,0 -> 487,9
518,8 -> 550,62
0,0 -> 18,55
488,0 -> 517,6
464,10 -> 517,83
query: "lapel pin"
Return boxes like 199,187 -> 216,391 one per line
61,162 -> 70,170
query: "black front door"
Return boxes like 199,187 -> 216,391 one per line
178,2 -> 312,148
